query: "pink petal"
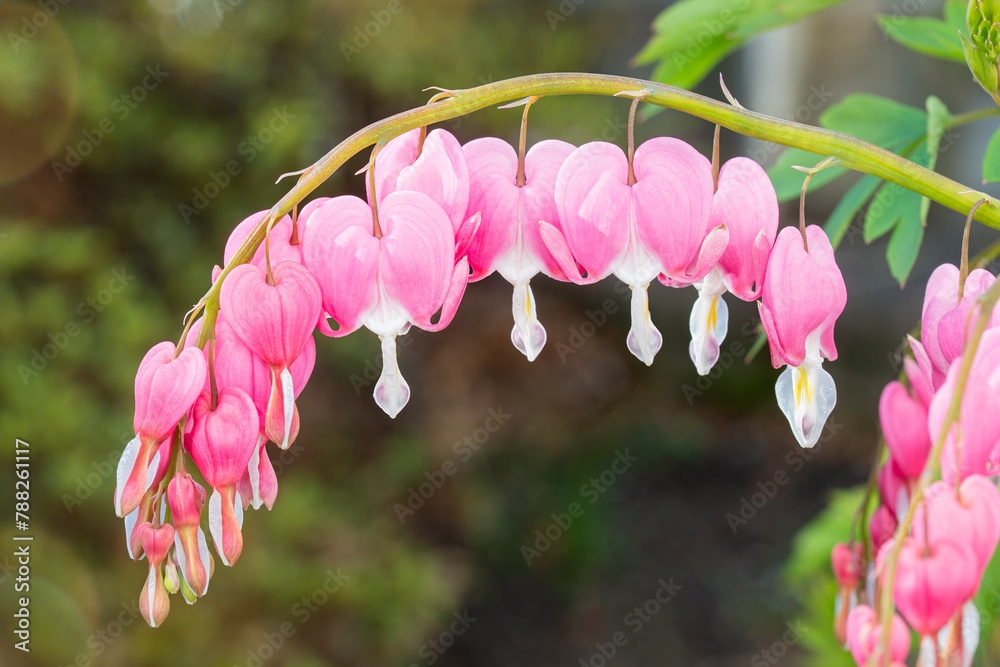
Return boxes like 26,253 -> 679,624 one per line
554,141 -> 631,280
631,137 -> 715,280
301,195 -> 380,337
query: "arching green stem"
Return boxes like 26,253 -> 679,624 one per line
188,72 -> 1000,349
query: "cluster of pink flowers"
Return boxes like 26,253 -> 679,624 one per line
833,263 -> 1000,666
115,118 -> 850,626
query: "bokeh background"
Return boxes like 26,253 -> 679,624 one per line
2,1 -> 1000,665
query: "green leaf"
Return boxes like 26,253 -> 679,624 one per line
647,38 -> 740,90
824,174 -> 882,249
864,181 -> 919,243
768,95 -> 927,202
887,211 -> 925,286
945,0 -> 969,33
767,149 -> 847,202
983,126 -> 1000,182
877,15 -> 966,62
819,94 -> 929,149
637,0 -> 854,90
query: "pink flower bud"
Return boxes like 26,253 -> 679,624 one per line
870,505 -> 899,553
912,477 -> 1000,578
831,542 -> 863,589
135,522 -> 176,629
167,473 -> 213,598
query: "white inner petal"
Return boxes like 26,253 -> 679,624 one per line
280,367 -> 294,449
510,281 -> 547,362
373,334 -> 411,418
114,435 -> 142,516
774,333 -> 837,448
208,488 -> 228,566
124,507 -> 140,560
688,270 -> 729,376
626,283 -> 663,366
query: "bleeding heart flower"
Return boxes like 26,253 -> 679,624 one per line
832,542 -> 864,589
167,472 -> 213,598
928,360 -> 1000,484
880,381 -> 932,479
912,477 -> 1000,578
921,264 -> 1000,386
878,457 -> 910,520
220,260 -> 320,449
185,387 -> 259,566
134,521 -> 176,628
871,504 -> 899,553
370,127 -> 479,248
463,137 -> 574,360
116,342 -> 207,518
846,604 -> 910,667
687,157 -> 778,375
894,535 -> 978,636
303,191 -> 469,417
759,225 -> 847,448
541,138 -> 725,365
224,211 -> 303,269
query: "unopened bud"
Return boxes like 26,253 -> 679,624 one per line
163,556 -> 180,594
964,0 -> 1000,103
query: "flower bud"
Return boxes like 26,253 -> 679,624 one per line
163,555 -> 180,595
964,1 -> 1000,103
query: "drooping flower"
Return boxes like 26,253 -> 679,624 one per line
223,210 -> 304,269
687,157 -> 778,375
206,313 -> 315,510
921,263 -> 999,386
462,136 -> 574,360
927,360 -> 1000,484
912,477 -> 1000,579
167,472 -> 213,598
894,535 -> 978,637
541,138 -> 726,365
758,225 -> 847,448
846,604 -> 910,667
879,380 -> 932,479
303,191 -> 469,417
831,542 -> 864,646
220,260 -> 321,449
116,342 -> 207,517
185,387 -> 259,566
135,521 -> 176,628
369,127 -> 479,250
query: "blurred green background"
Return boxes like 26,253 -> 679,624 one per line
3,1 -> 1000,665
